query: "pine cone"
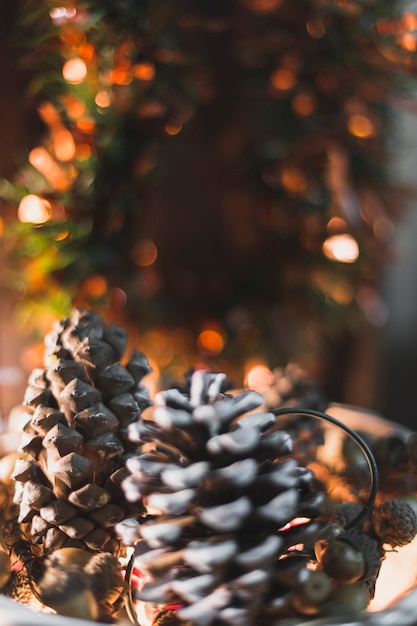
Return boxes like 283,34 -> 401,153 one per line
117,370 -> 329,626
11,309 -> 152,562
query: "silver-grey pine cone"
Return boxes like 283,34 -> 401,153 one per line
11,308 -> 152,558
117,370 -> 329,626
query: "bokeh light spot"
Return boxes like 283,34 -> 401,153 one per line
270,68 -> 297,91
347,114 -> 375,138
132,239 -> 158,266
197,329 -> 225,355
323,234 -> 359,263
245,364 -> 274,392
62,58 -> 87,84
53,129 -> 76,161
133,62 -> 156,81
18,195 -> 52,224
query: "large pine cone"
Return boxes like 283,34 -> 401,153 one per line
11,309 -> 152,558
117,370 -> 329,625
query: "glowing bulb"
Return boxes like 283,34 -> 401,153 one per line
323,234 -> 359,263
18,195 -> 52,224
62,58 -> 87,84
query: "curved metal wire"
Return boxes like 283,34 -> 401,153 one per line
274,407 -> 379,530
124,551 -> 139,625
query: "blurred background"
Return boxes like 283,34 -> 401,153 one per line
1,0 -> 417,427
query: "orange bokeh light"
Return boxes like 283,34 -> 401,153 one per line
28,147 -> 70,190
306,19 -> 326,39
82,274 -> 108,298
53,129 -> 76,161
95,90 -> 113,108
111,68 -> 133,85
164,122 -> 182,136
62,96 -> 87,119
62,58 -> 88,84
197,329 -> 225,355
245,364 -> 275,392
18,195 -> 52,224
292,92 -> 316,116
76,143 -> 92,160
281,166 -> 308,195
133,62 -> 156,81
347,114 -> 375,138
323,234 -> 359,263
270,68 -> 297,91
132,239 -> 158,266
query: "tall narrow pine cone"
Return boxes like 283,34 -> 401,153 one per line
11,309 -> 152,560
117,370 -> 329,626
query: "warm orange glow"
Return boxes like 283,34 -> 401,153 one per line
28,147 -> 70,190
95,90 -> 113,108
133,62 -> 156,81
306,19 -> 326,38
62,96 -> 86,119
197,329 -> 225,355
347,114 -> 375,138
38,101 -> 61,127
79,42 -> 95,61
82,274 -> 108,298
111,68 -> 133,85
132,239 -> 158,266
245,364 -> 275,392
242,0 -> 283,13
164,122 -> 182,136
137,101 -> 167,118
292,92 -> 316,116
270,68 -> 297,91
76,118 -> 95,133
0,216 -> 3,236
55,230 -> 69,241
62,58 -> 88,84
18,195 -> 52,224
53,129 -> 76,161
281,166 -> 308,195
327,216 -> 348,233
399,33 -> 417,52
323,234 -> 359,263
404,12 -> 417,30
76,143 -> 92,160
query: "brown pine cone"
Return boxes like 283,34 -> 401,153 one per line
10,309 -> 152,562
116,369 -> 329,626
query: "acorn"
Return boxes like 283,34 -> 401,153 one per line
372,498 -> 417,548
38,561 -> 99,620
290,570 -> 333,616
317,529 -> 382,586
